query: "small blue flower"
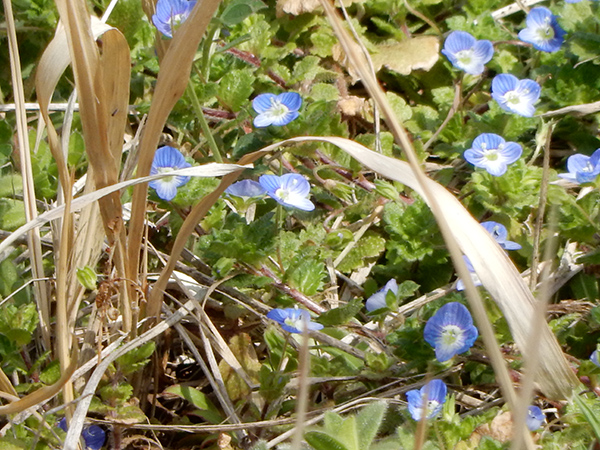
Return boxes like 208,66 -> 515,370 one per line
252,93 -> 302,128
406,379 -> 447,421
149,146 -> 192,201
491,74 -> 541,117
225,180 -> 266,198
152,0 -> 196,38
518,7 -> 566,53
456,256 -> 482,291
591,349 -> 600,367
58,418 -> 106,450
558,149 -> 600,184
481,221 -> 522,250
258,174 -> 315,211
365,279 -> 398,312
441,31 -> 494,75
464,133 -> 522,176
424,302 -> 478,362
527,406 -> 545,431
266,307 -> 324,334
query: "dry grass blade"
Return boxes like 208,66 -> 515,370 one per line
127,0 -> 223,303
0,163 -> 250,258
264,135 -> 578,401
3,0 -> 51,349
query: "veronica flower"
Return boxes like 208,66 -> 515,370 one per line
464,133 -> 522,176
424,302 -> 478,362
591,349 -> 600,367
518,7 -> 566,53
481,221 -> 521,250
527,406 -> 545,431
152,0 -> 196,38
365,279 -> 398,312
266,307 -> 324,334
258,174 -> 315,211
225,180 -> 266,198
149,146 -> 192,201
491,74 -> 541,117
441,31 -> 494,75
558,149 -> 600,184
252,93 -> 302,127
406,379 -> 447,421
455,256 -> 482,291
58,418 -> 106,450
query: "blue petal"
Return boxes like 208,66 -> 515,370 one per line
472,133 -> 505,151
491,74 -> 518,97
481,221 -> 508,241
591,350 -> 600,367
566,154 -> 591,175
526,406 -> 545,431
258,174 -> 282,195
280,174 -> 311,197
271,110 -> 299,126
150,179 -> 179,201
423,302 -> 478,362
284,196 -> 315,211
266,308 -> 292,325
500,142 -> 523,164
82,425 -> 106,450
472,40 -> 494,63
254,112 -> 275,128
484,160 -> 508,176
277,92 -> 302,111
406,380 -> 447,420
365,291 -> 386,312
151,146 -> 191,172
226,180 -> 266,198
443,31 -> 476,54
502,240 -> 522,251
252,94 -> 277,114
526,7 -> 553,27
517,79 -> 541,102
590,149 -> 600,166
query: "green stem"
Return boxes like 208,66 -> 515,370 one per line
187,84 -> 223,163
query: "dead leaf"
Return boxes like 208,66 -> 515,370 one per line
371,36 -> 440,75
337,95 -> 369,117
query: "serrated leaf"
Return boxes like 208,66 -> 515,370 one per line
164,384 -> 221,422
286,259 -> 325,296
221,0 -> 267,26
317,298 -> 363,326
396,280 -> 420,300
116,341 -> 155,375
305,431 -> 349,450
218,68 -> 255,111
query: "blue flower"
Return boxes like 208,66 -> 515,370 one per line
252,93 -> 302,127
406,379 -> 447,421
365,279 -> 398,312
491,74 -> 541,117
58,418 -> 106,450
591,349 -> 600,367
558,149 -> 600,184
258,174 -> 315,211
225,180 -> 266,198
518,7 -> 566,53
424,302 -> 479,362
481,221 -> 522,250
455,256 -> 482,291
527,406 -> 545,431
266,307 -> 324,334
152,0 -> 196,38
441,31 -> 494,75
149,146 -> 192,201
464,133 -> 522,176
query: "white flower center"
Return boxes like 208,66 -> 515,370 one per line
170,13 -> 186,29
456,49 -> 474,66
582,161 -> 594,173
275,187 -> 289,201
505,91 -> 522,105
441,324 -> 464,348
158,166 -> 175,183
483,149 -> 499,161
270,99 -> 290,118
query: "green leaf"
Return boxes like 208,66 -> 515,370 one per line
0,199 -> 26,231
573,393 -> 600,442
286,259 -> 325,296
336,232 -> 386,273
396,280 -> 420,301
317,298 -> 363,326
305,431 -> 350,450
220,0 -> 267,26
76,266 -> 98,291
39,359 -> 61,385
356,402 -> 387,450
218,68 -> 255,111
116,341 -> 155,375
